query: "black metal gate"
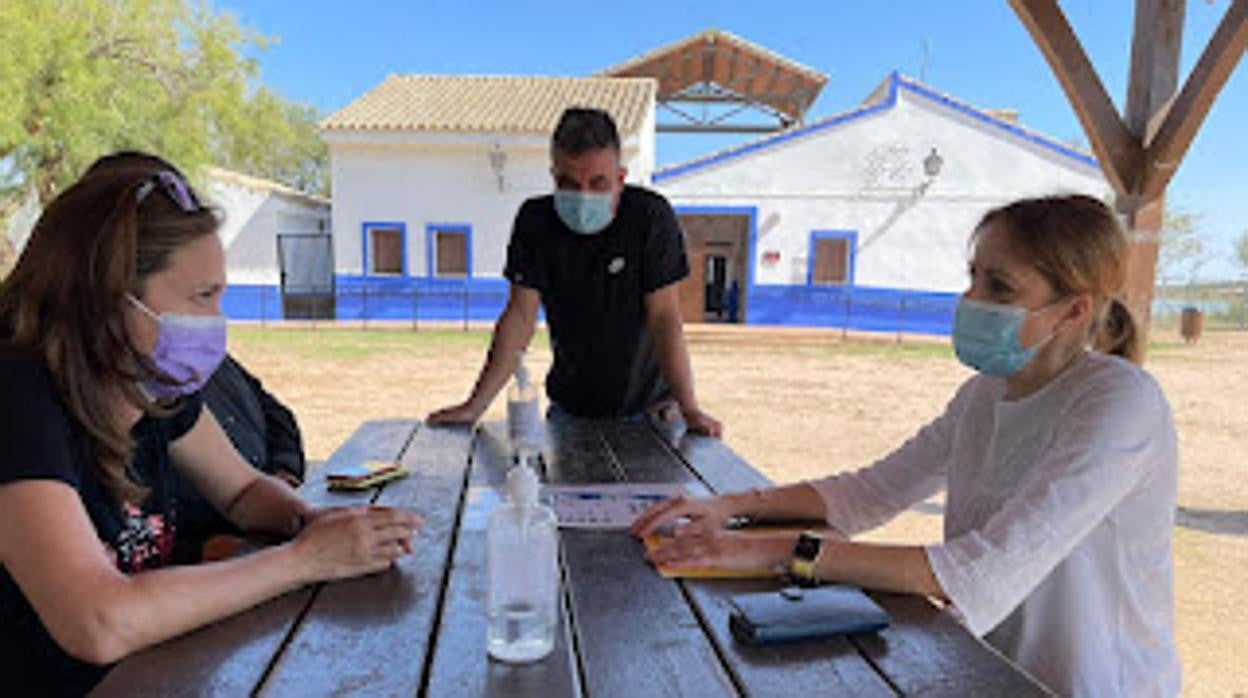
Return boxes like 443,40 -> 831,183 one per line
277,233 -> 335,320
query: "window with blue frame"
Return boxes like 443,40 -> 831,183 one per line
363,222 -> 406,276
426,224 -> 472,278
808,231 -> 857,286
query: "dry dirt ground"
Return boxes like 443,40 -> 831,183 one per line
229,323 -> 1246,697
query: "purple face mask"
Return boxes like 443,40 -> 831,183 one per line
128,295 -> 227,401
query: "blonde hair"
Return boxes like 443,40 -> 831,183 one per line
977,194 -> 1141,364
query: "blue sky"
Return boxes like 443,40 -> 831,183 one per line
218,0 -> 1247,280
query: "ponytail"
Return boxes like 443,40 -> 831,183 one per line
1094,299 -> 1142,365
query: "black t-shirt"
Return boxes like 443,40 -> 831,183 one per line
0,350 -> 202,695
504,185 -> 689,417
172,355 -> 304,563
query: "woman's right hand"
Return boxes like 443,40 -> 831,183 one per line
630,495 -> 739,539
291,506 -> 422,582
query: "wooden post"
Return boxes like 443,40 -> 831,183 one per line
1011,0 -> 1248,354
1119,0 -> 1185,333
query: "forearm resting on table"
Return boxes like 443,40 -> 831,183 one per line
818,541 -> 948,601
466,300 -> 536,409
224,475 -> 310,537
726,483 -> 829,524
77,544 -> 310,664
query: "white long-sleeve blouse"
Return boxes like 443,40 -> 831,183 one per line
808,352 -> 1181,697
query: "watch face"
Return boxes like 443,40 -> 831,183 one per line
794,533 -> 822,561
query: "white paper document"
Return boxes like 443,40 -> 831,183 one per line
542,483 -> 688,529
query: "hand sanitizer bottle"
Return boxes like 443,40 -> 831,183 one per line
507,352 -> 543,467
487,464 -> 559,663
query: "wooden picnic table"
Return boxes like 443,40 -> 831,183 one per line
93,418 -> 1051,697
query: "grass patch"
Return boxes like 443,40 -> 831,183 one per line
228,326 -> 551,360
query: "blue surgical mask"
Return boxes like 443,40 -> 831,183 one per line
554,190 -> 615,235
952,298 -> 1053,377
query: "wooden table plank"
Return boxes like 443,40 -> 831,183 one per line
258,423 -> 475,697
684,579 -> 897,698
849,594 -> 1051,697
424,422 -> 581,697
664,427 -> 1051,697
666,431 -> 772,495
547,419 -> 740,698
618,425 -> 895,697
542,415 -> 618,483
91,420 -> 419,698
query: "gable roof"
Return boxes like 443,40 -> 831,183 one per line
654,72 -> 1100,183
320,75 -> 656,135
205,166 -> 329,207
599,29 -> 828,123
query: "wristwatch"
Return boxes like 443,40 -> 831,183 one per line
790,532 -> 823,585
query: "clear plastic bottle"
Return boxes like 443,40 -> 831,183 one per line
506,352 -> 543,465
487,465 -> 559,663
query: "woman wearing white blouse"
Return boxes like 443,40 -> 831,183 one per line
634,194 -> 1180,697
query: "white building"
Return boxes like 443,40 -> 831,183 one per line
2,168 -> 330,321
313,34 -> 1108,333
205,167 -> 332,320
318,75 -> 656,321
654,72 -> 1110,332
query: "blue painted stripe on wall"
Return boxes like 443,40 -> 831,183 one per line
333,275 -> 510,322
655,74 -> 899,183
895,79 -> 1100,170
222,284 -> 283,320
655,72 -> 1100,184
747,284 -> 960,336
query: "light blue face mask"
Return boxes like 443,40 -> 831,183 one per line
554,190 -> 615,235
952,297 -> 1055,377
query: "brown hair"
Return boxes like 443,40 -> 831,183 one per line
0,152 -> 219,502
977,194 -> 1141,364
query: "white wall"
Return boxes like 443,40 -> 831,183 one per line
327,129 -> 653,278
205,177 -> 330,286
658,86 -> 1112,293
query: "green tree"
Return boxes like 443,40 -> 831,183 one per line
1235,230 -> 1248,274
0,0 -> 327,209
1157,209 -> 1210,287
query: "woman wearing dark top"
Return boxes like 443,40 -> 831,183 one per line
0,152 -> 420,694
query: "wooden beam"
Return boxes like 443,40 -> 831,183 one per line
1142,0 -> 1248,200
1125,0 -> 1185,140
1009,0 -> 1143,195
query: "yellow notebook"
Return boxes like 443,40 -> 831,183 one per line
642,533 -> 783,580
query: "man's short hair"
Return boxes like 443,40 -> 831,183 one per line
552,108 -> 620,156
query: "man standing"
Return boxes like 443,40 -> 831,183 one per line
429,108 -> 721,435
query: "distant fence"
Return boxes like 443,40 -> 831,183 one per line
220,280 -> 1248,339
1152,283 -> 1248,332
749,285 -> 960,338
222,281 -> 511,329
222,280 -> 962,339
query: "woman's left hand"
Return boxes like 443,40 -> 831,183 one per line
645,527 -> 796,573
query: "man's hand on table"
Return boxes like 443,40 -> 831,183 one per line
426,400 -> 485,425
681,407 -> 722,437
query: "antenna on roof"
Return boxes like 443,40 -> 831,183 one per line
919,38 -> 930,83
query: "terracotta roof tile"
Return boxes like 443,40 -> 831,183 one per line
320,75 -> 656,134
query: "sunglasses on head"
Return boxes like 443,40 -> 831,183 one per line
135,170 -> 200,213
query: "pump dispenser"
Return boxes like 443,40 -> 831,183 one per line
486,464 -> 558,663
507,352 -> 542,465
